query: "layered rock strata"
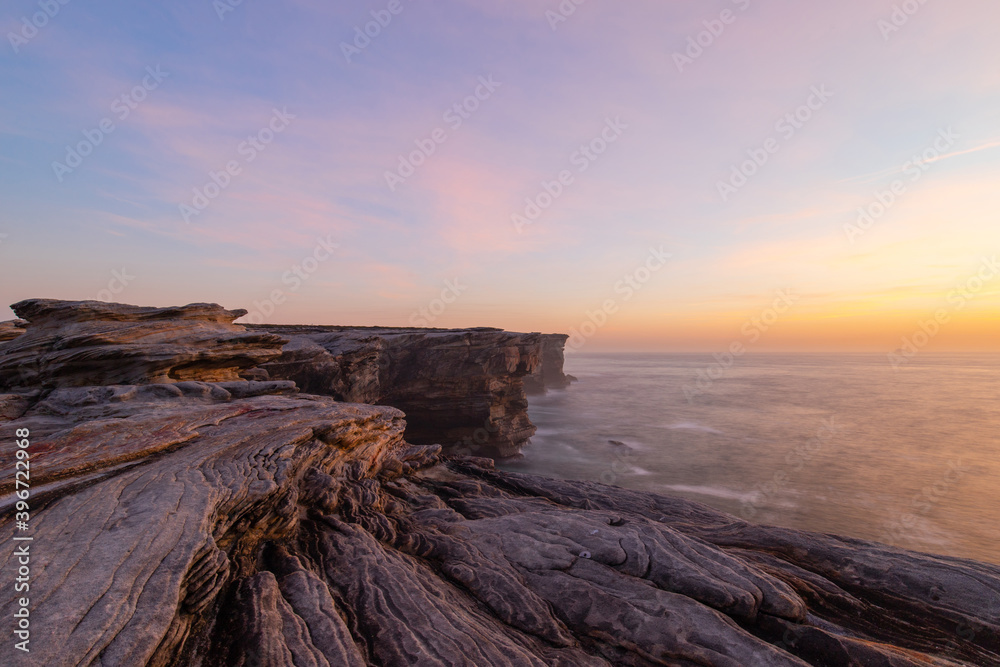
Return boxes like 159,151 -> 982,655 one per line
0,299 -> 997,666
0,302 -> 546,458
523,333 -> 575,395
0,319 -> 26,342
1,388 -> 997,666
0,300 -> 286,389
252,325 -> 542,458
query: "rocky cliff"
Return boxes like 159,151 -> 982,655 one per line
250,325 -> 542,458
0,300 -> 286,389
523,333 -> 575,395
0,302 -> 547,459
0,299 -> 998,667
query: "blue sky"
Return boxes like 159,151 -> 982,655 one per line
2,0 -> 999,350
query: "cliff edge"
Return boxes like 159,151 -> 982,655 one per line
249,324 -> 543,458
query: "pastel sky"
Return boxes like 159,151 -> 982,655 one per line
2,0 -> 999,352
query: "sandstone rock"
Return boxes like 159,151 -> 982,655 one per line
0,382 -> 410,666
523,333 -> 574,395
1,392 -> 996,665
0,319 -> 26,342
0,299 -> 287,389
253,325 -> 542,458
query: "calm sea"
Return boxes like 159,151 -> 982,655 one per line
500,353 -> 1000,565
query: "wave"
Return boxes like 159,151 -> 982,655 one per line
659,484 -> 753,502
665,421 -> 722,434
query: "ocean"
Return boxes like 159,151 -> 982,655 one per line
500,353 -> 1000,565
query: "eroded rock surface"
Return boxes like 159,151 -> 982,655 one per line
1,388 -> 997,666
524,333 -> 575,395
0,319 -> 26,342
0,299 -> 286,388
0,299 -> 997,666
253,325 -> 542,458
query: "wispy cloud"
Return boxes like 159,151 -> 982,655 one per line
839,138 -> 1000,185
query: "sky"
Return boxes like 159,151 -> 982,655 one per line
1,0 -> 999,352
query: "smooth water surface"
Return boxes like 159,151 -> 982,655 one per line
500,353 -> 1000,564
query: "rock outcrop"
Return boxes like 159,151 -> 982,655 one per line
0,319 -> 26,342
252,325 -> 542,458
0,299 -> 287,389
523,333 -> 575,395
1,299 -> 997,667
